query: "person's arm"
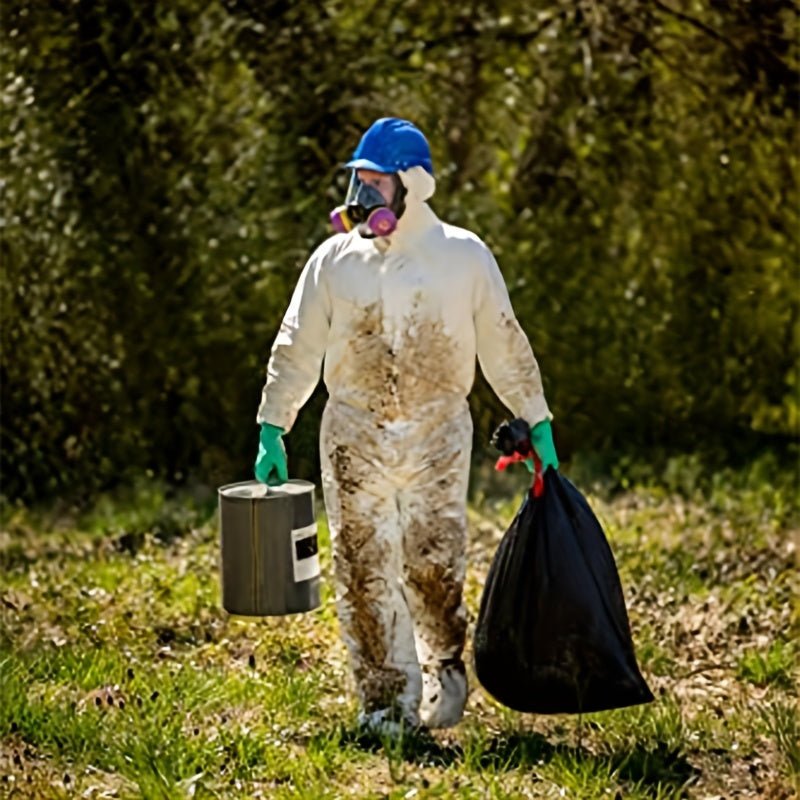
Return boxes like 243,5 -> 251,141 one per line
473,246 -> 552,429
256,245 -> 332,432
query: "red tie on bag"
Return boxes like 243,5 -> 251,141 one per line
495,448 -> 545,498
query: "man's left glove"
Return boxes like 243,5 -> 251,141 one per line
254,423 -> 288,485
526,419 -> 559,473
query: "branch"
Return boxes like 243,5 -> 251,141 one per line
650,0 -> 741,55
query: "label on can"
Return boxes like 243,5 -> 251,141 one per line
291,523 -> 320,583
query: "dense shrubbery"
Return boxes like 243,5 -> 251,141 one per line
2,0 -> 798,500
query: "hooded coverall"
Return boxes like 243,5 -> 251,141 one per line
257,167 -> 551,729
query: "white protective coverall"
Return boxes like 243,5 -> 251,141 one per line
257,167 -> 551,729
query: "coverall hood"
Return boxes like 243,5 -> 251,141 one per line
397,166 -> 436,203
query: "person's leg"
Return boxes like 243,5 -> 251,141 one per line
398,406 -> 472,728
320,404 -> 422,727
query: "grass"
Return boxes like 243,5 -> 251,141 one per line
737,640 -> 796,690
1,456 -> 798,799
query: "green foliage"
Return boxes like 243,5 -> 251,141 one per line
2,0 -> 798,500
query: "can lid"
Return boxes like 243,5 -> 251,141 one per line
218,479 -> 315,499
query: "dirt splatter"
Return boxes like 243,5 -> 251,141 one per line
402,505 -> 468,658
404,561 -> 467,659
399,438 -> 471,663
326,442 -> 409,711
334,536 -> 408,711
329,444 -> 362,496
327,303 -> 467,422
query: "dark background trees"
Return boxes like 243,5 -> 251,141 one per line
2,0 -> 797,501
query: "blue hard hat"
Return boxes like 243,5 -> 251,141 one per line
345,117 -> 434,175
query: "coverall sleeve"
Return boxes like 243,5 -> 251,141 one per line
256,246 -> 332,431
473,247 -> 552,426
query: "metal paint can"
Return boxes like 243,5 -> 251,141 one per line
218,480 -> 320,616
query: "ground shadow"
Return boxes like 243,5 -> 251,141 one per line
610,740 -> 698,790
320,724 -> 698,793
332,722 -> 464,767
479,733 -> 698,793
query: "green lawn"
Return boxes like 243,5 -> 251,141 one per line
1,461 -> 797,799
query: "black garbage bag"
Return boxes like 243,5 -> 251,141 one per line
474,437 -> 653,714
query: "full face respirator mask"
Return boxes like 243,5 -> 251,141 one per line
329,172 -> 407,238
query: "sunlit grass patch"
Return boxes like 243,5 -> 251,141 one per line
1,639 -> 337,796
737,639 -> 797,690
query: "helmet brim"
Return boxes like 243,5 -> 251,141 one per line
344,157 -> 395,173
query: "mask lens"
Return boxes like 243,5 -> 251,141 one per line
345,173 -> 389,212
344,172 -> 361,206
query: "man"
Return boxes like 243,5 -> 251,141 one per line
255,118 -> 558,733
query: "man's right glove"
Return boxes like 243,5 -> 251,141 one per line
254,423 -> 288,485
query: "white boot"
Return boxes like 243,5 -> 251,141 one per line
418,661 -> 467,729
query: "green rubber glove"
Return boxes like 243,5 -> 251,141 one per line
525,419 -> 559,473
254,423 -> 288,485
